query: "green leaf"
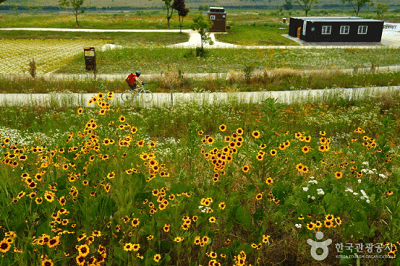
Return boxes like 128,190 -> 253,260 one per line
235,206 -> 251,229
253,208 -> 264,222
113,247 -> 128,262
338,247 -> 357,265
353,221 -> 369,239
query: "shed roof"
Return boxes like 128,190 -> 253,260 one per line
291,17 -> 383,23
305,18 -> 383,23
291,16 -> 362,19
209,7 -> 225,13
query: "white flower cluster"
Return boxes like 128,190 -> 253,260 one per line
304,176 -> 325,200
317,188 -> 325,195
360,162 -> 387,179
345,188 -> 370,203
0,126 -> 65,148
295,224 -> 302,228
198,206 -> 211,213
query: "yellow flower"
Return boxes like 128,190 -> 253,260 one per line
242,165 -> 250,173
154,254 -> 161,262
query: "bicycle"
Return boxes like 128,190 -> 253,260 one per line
121,82 -> 153,103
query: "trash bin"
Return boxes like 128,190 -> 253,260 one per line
283,18 -> 287,24
83,47 -> 96,71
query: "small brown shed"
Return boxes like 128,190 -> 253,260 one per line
208,7 -> 226,32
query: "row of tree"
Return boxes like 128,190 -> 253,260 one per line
289,0 -> 389,17
0,0 -> 391,27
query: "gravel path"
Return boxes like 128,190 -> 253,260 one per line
1,25 -> 399,49
0,86 -> 399,108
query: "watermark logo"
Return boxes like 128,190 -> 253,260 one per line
307,231 -> 332,261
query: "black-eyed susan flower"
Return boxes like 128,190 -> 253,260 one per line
315,221 -> 322,228
77,244 -> 90,257
219,202 -> 226,210
302,165 -> 309,173
298,214 -> 304,220
324,220 -> 333,228
163,224 -> 170,232
236,128 -> 243,135
41,259 -> 54,266
270,149 -> 277,156
131,218 -> 140,227
35,197 -> 43,205
386,191 -> 394,196
0,239 -> 11,254
219,124 -> 227,132
77,108 -> 83,115
154,254 -> 161,262
44,191 -> 55,202
77,233 -> 86,242
335,217 -> 342,226
262,235 -> 270,243
47,236 -> 60,248
306,222 -> 315,230
242,165 -> 250,173
255,193 -> 263,200
209,217 -> 216,223
325,214 -> 334,220
252,131 -> 261,138
76,254 -> 85,266
124,243 -> 133,251
335,172 -> 343,179
107,91 -> 114,99
266,177 -> 273,185
302,146 -> 311,153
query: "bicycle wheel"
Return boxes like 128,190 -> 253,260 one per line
140,90 -> 153,103
121,90 -> 136,103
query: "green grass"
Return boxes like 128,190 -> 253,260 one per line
0,30 -> 189,46
1,69 -> 400,93
215,24 -> 299,46
55,47 -> 400,75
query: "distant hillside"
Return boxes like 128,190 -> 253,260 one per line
1,0 -> 400,10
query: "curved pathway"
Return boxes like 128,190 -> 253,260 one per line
1,24 -> 399,49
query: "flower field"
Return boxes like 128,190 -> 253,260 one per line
0,39 -> 107,75
0,91 -> 400,266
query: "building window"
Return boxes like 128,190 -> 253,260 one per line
321,26 -> 332,35
358,25 -> 368,34
340,25 -> 350,34
210,15 -> 215,20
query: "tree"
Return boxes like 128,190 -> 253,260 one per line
283,0 -> 293,11
22,0 -> 43,14
346,0 -> 372,16
340,0 -> 347,12
295,0 -> 319,17
375,1 -> 389,19
198,4 -> 209,11
173,0 -> 189,33
191,12 -> 213,57
58,0 -> 85,27
152,0 -> 175,27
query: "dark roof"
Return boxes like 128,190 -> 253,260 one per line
291,17 -> 383,23
209,7 -> 225,13
291,16 -> 362,19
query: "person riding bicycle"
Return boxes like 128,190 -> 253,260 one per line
126,71 -> 145,91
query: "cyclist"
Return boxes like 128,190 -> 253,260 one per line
126,71 -> 144,91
